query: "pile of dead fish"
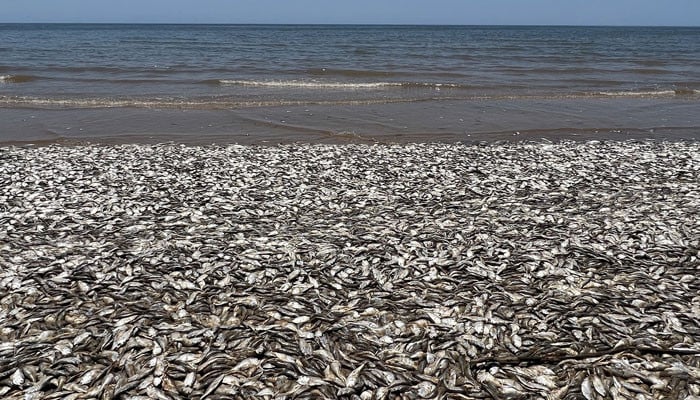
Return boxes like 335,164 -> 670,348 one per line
0,141 -> 698,399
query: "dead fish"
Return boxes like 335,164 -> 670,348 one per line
3,142 -> 700,400
581,377 -> 594,400
345,363 -> 366,389
10,369 -> 24,387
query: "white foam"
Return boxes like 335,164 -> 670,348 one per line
218,80 -> 403,89
0,74 -> 37,84
0,95 -> 421,110
0,96 -> 171,108
598,90 -> 697,97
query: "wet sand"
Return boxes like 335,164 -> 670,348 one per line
1,141 -> 699,399
2,97 -> 700,146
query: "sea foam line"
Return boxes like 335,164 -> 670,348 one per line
217,80 -> 404,89
215,79 -> 465,89
1,89 -> 696,111
598,89 -> 699,97
0,95 -> 438,109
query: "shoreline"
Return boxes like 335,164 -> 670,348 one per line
2,96 -> 699,146
2,131 -> 699,148
1,141 -> 699,398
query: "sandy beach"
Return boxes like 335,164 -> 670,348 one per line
1,141 -> 698,399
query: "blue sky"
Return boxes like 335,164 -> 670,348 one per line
2,0 -> 699,26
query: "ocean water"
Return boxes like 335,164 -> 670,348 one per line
1,24 -> 699,143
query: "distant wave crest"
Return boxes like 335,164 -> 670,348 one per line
217,80 -> 402,89
214,79 -> 463,90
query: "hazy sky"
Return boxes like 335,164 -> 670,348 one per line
2,0 -> 699,26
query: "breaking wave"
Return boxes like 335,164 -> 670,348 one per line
213,79 -> 464,90
598,89 -> 699,97
0,74 -> 38,83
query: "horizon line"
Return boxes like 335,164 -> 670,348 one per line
0,22 -> 698,28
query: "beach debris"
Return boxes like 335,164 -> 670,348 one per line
0,141 -> 698,398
